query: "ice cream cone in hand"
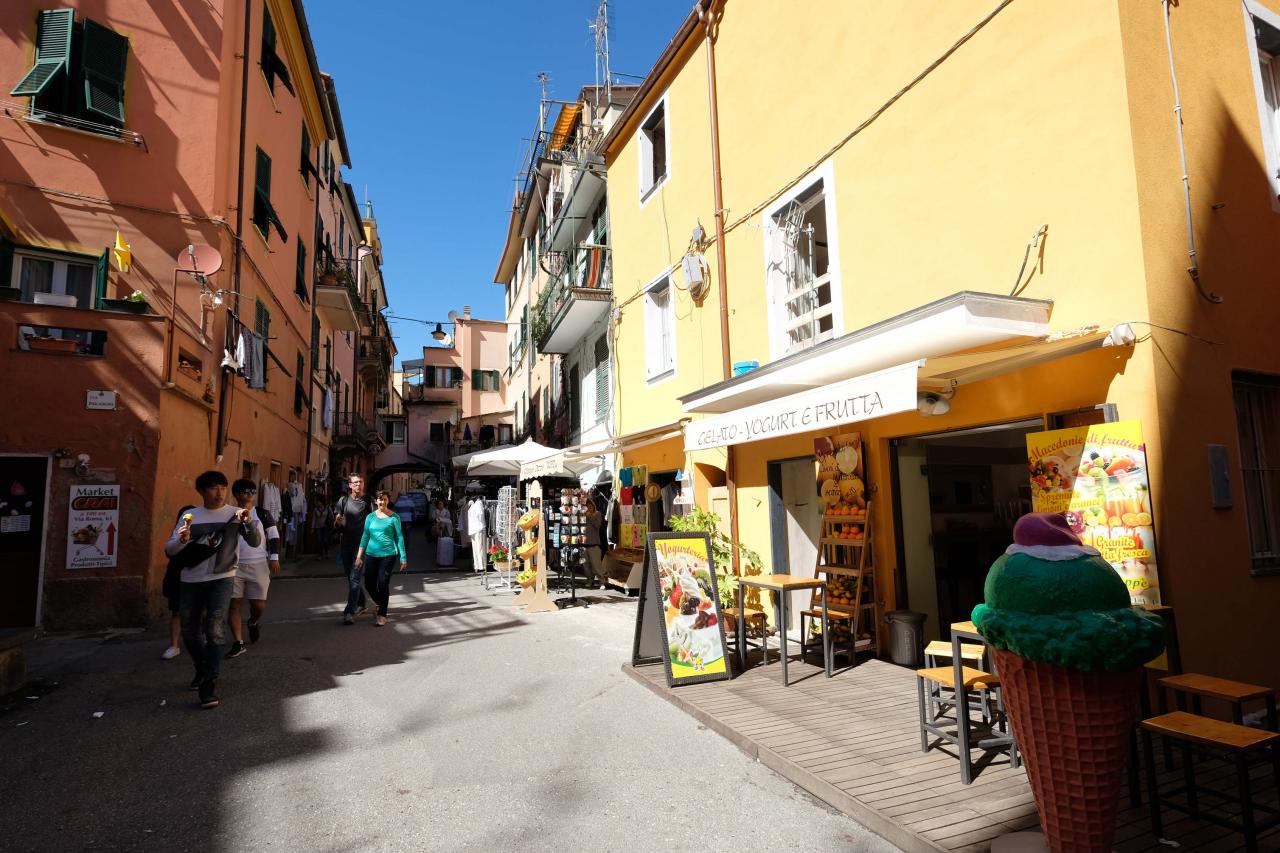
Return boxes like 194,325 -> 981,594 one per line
973,512 -> 1164,853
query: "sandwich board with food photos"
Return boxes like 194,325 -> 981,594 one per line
640,532 -> 731,687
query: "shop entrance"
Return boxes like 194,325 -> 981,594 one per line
0,455 -> 50,628
768,456 -> 822,638
892,420 -> 1041,644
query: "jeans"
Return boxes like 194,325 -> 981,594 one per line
362,554 -> 398,616
180,577 -> 234,683
341,547 -> 367,615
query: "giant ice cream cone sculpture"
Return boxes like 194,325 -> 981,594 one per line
973,513 -> 1164,853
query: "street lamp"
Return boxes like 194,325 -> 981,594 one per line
431,322 -> 447,342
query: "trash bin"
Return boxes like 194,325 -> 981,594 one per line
884,610 -> 927,667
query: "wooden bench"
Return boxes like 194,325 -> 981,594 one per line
1140,711 -> 1280,852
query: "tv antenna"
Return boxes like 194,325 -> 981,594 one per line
590,0 -> 612,108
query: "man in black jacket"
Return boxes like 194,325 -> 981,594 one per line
164,470 -> 260,709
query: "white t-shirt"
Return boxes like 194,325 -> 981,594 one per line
237,507 -> 278,564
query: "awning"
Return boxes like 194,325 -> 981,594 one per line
519,451 -> 596,482
682,326 -> 1115,451
564,420 -> 688,461
452,444 -> 511,470
680,291 -> 1052,414
466,438 -> 558,476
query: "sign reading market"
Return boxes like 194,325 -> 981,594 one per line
683,361 -> 919,451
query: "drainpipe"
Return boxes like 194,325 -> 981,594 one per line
696,0 -> 741,575
303,161 -> 322,478
216,0 -> 253,459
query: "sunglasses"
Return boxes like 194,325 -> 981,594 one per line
236,488 -> 258,495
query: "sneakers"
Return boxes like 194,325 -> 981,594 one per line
354,604 -> 369,618
225,641 -> 248,659
198,679 -> 219,709
188,674 -> 203,691
248,620 -> 260,644
162,645 -> 181,660
374,615 -> 387,627
342,613 -> 354,625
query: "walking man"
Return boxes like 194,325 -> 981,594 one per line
225,479 -> 280,658
334,473 -> 372,624
164,470 -> 260,709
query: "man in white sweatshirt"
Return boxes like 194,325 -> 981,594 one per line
164,470 -> 260,709
225,479 -> 280,658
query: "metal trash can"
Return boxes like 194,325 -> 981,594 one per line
884,610 -> 927,667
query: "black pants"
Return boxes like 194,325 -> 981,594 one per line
362,554 -> 398,616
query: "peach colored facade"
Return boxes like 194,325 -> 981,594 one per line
0,0 -> 392,629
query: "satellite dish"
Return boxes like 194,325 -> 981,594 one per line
440,334 -> 453,348
447,310 -> 460,322
176,244 -> 222,276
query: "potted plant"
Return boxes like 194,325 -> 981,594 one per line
27,334 -> 79,353
668,507 -> 762,613
101,290 -> 150,314
488,541 -> 511,570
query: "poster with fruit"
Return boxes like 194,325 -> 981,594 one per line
815,432 -> 867,518
648,532 -> 730,687
1026,421 -> 1160,605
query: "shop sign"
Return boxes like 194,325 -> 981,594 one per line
66,485 -> 120,570
1026,421 -> 1160,605
814,432 -> 867,513
683,361 -> 918,451
642,532 -> 731,687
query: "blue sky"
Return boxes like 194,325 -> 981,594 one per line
308,1 -> 691,368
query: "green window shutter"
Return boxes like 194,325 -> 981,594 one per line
569,365 -> 580,431
594,335 -> 609,419
471,370 -> 481,390
11,9 -> 74,98
295,237 -> 307,299
424,368 -> 436,388
255,299 -> 270,384
81,18 -> 128,125
95,248 -> 110,307
310,314 -> 320,363
259,8 -> 294,97
253,148 -> 287,242
300,123 -> 316,182
452,366 -> 463,387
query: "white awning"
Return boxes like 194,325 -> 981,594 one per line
466,439 -> 556,476
519,451 -> 597,482
564,420 -> 688,461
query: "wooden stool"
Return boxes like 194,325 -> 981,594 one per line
1158,673 -> 1278,729
723,607 -> 768,662
1140,711 -> 1280,852
923,640 -> 993,720
916,663 -> 1018,784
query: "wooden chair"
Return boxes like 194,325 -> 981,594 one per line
1140,711 -> 1280,852
916,652 -> 1019,784
723,606 -> 768,663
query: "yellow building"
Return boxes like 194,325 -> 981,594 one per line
603,0 -> 1280,687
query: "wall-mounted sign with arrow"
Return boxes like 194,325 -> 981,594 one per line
67,485 -> 121,570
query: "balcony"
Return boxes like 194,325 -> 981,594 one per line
332,410 -> 377,451
314,258 -> 369,332
401,382 -> 461,405
357,335 -> 389,378
534,251 -> 611,355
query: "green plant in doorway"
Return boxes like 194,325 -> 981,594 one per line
668,507 -> 762,610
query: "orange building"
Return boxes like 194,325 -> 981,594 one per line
0,0 -> 391,641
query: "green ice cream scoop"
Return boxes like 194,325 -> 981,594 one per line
972,514 -> 1165,672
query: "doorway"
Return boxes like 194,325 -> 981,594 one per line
0,456 -> 51,628
768,456 -> 821,638
892,420 -> 1041,643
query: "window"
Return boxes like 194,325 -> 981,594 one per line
17,323 -> 107,356
429,422 -> 445,443
1248,3 -> 1280,203
254,298 -> 271,385
765,166 -> 839,358
594,335 -> 610,421
10,9 -> 129,131
644,274 -> 675,381
472,369 -> 499,392
294,351 -> 306,416
499,424 -> 513,445
260,7 -> 294,97
639,97 -> 668,200
310,314 -> 320,363
295,237 -> 308,301
9,247 -> 99,309
300,123 -> 317,187
1233,371 -> 1280,572
386,419 -> 406,444
568,364 -> 581,432
252,148 -> 287,243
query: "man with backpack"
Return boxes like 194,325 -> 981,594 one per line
224,479 -> 281,658
333,473 -> 372,624
164,470 -> 260,709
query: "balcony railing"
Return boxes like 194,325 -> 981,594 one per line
358,335 -> 389,376
333,410 -> 375,450
401,382 -> 461,404
534,248 -> 612,355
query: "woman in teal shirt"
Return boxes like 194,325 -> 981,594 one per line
354,491 -> 407,626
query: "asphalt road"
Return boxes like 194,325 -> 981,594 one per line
1,545 -> 899,852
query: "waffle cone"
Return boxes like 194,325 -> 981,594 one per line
991,648 -> 1140,853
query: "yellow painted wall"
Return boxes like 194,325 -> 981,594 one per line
607,1 -> 1280,684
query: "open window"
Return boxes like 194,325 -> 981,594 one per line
260,6 -> 295,97
639,97 -> 668,200
10,9 -> 129,132
764,165 -> 840,358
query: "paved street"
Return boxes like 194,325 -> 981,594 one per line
1,535 -> 897,853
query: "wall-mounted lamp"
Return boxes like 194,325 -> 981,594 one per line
917,389 -> 954,417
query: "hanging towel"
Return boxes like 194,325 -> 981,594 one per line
322,388 -> 334,429
244,330 -> 264,389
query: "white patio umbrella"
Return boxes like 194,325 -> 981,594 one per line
466,438 -> 558,476
518,449 -> 596,482
452,444 -> 510,470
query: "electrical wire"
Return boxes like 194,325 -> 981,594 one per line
1010,224 -> 1048,296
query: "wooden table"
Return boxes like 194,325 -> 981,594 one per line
737,574 -> 831,686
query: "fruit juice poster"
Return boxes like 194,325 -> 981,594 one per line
1026,421 -> 1160,605
649,533 -> 730,686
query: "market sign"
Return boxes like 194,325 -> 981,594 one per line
683,361 -> 919,451
1026,421 -> 1160,605
66,485 -> 120,569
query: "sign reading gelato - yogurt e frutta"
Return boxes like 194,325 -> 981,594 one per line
1025,421 -> 1160,605
66,485 -> 121,569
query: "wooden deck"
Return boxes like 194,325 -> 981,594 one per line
624,655 -> 1280,852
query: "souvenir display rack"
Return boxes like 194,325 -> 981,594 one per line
511,481 -> 557,614
545,485 -> 589,607
803,500 -> 880,656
